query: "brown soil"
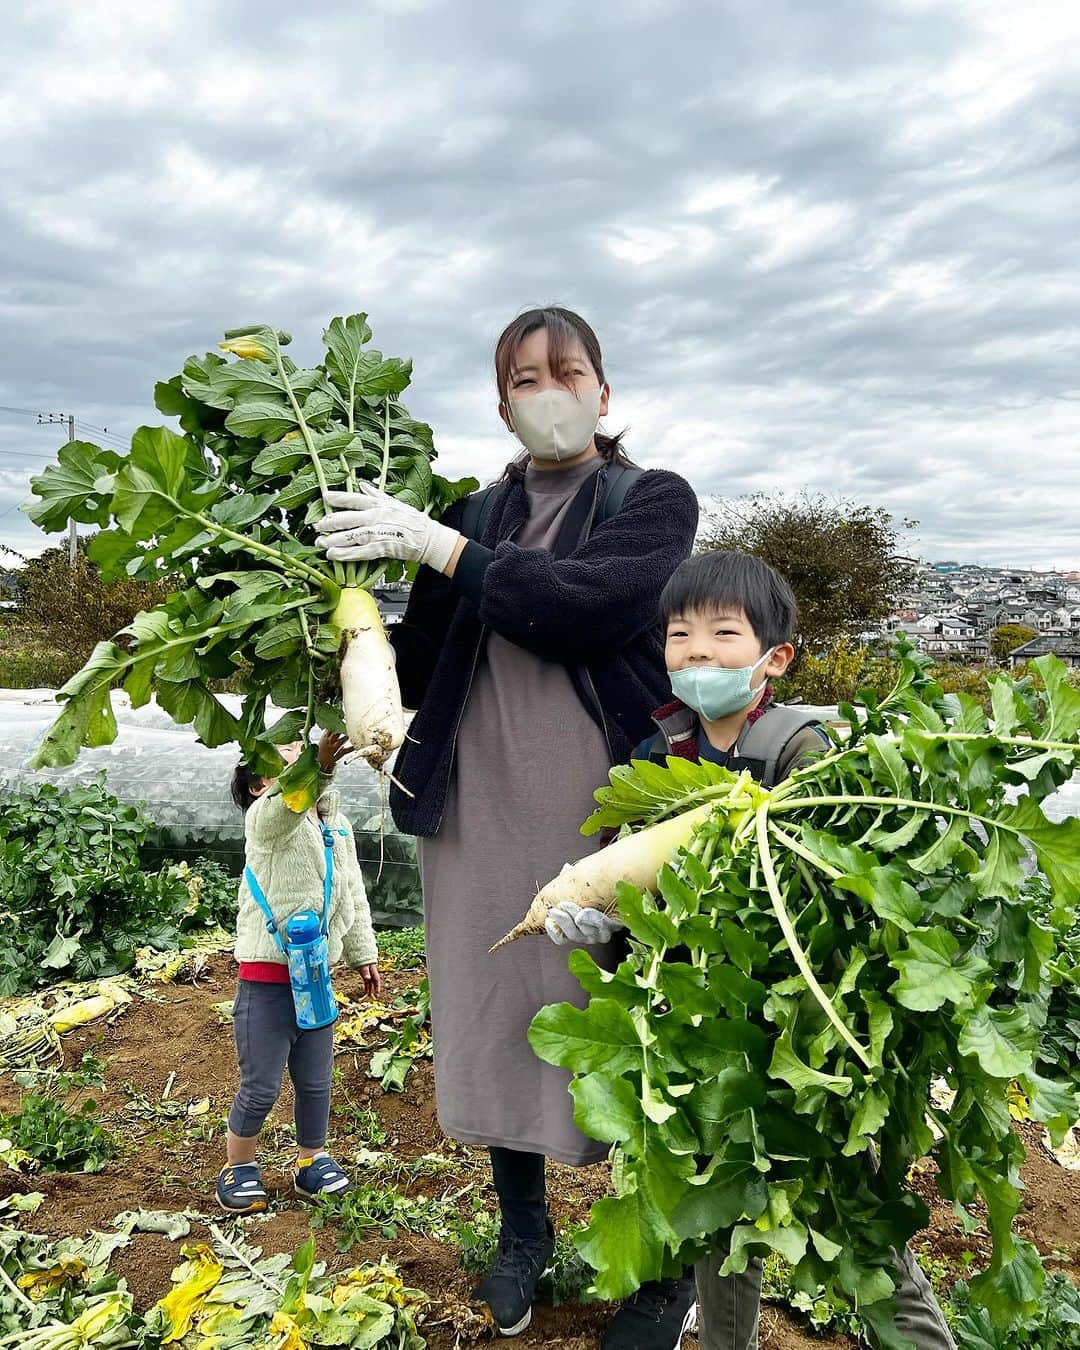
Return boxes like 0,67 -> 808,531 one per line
2,953 -> 1076,1349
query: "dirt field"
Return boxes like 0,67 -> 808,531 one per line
1,953 -> 1076,1349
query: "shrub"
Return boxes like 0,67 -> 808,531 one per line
11,544 -> 173,651
0,543 -> 174,691
0,1092 -> 115,1173
0,620 -> 85,689
183,856 -> 239,930
0,777 -> 224,993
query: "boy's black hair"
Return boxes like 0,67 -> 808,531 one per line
230,762 -> 264,812
660,550 -> 797,649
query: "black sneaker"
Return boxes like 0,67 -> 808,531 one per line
473,1217 -> 556,1336
601,1275 -> 698,1350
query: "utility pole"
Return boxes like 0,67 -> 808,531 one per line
67,414 -> 76,564
37,413 -> 78,563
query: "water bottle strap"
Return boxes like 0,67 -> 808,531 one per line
320,825 -> 347,939
244,865 -> 288,958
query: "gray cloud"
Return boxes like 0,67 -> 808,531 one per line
1,0 -> 1078,567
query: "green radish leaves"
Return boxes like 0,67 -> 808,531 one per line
24,314 -> 479,801
531,643 -> 1080,1329
24,440 -> 123,532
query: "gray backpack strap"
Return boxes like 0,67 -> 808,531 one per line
737,705 -> 827,787
595,463 -> 643,526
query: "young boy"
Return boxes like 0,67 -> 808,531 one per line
546,552 -> 955,1350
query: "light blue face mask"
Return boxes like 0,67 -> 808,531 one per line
668,649 -> 774,722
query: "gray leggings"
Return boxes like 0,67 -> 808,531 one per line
694,1244 -> 956,1350
228,981 -> 335,1149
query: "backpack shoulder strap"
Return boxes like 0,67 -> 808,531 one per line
595,463 -> 644,526
737,705 -> 826,788
459,484 -> 499,543
640,729 -> 670,764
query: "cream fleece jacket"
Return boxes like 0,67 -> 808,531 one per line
234,773 -> 377,968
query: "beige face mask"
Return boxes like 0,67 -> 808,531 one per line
510,387 -> 602,462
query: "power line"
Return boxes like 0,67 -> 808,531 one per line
0,407 -> 128,448
0,495 -> 31,523
75,421 -> 128,448
76,419 -> 125,441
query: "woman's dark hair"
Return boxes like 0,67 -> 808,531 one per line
660,551 -> 798,650
230,762 -> 264,812
494,306 -> 631,483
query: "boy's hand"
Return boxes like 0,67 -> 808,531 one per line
317,731 -> 353,773
358,963 -> 381,998
545,901 -> 623,947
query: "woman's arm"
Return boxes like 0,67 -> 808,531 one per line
452,470 -> 698,662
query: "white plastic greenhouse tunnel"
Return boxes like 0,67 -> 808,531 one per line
0,688 -> 422,928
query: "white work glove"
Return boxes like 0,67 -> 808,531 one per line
315,486 -> 462,574
545,900 -> 624,947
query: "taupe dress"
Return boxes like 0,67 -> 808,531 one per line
418,456 -> 619,1165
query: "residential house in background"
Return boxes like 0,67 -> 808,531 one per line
1009,634 -> 1080,669
878,562 -> 1079,663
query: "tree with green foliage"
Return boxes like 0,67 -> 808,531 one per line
6,540 -> 173,651
991,624 -> 1037,660
698,492 -> 915,652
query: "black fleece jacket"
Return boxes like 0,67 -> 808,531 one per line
388,464 -> 699,837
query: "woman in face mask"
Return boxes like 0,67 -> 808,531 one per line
316,307 -> 698,1338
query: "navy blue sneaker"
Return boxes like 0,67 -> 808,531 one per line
216,1162 -> 268,1214
293,1152 -> 354,1201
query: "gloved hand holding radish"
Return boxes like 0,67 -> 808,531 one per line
543,898 -> 623,946
316,486 -> 465,574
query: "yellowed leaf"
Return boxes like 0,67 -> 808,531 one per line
152,1245 -> 224,1343
18,1255 -> 87,1298
1006,1081 -> 1034,1123
267,1309 -> 309,1349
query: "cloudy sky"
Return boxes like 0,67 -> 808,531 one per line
2,0 -> 1078,567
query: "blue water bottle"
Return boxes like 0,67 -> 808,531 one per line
285,910 -> 338,1030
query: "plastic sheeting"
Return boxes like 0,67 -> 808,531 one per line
0,689 -> 422,928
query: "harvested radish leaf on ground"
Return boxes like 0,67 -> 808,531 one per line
528,643 -> 1080,1346
24,316 -> 477,809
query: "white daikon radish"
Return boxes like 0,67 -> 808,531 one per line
335,587 -> 404,772
490,803 -> 713,952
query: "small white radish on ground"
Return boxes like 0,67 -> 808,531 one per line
489,803 -> 714,952
334,587 -> 404,772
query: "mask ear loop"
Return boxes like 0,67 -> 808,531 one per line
750,647 -> 776,692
